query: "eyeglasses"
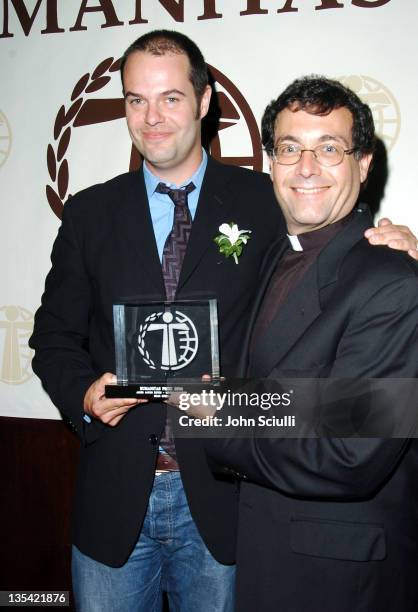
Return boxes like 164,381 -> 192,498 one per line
272,142 -> 357,167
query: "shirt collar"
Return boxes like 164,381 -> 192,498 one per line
287,211 -> 354,252
143,148 -> 208,200
287,234 -> 303,251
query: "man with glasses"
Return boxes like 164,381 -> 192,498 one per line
206,76 -> 418,612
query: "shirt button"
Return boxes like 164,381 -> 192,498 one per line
149,434 -> 158,445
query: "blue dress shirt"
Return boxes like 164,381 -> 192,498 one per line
143,149 -> 208,261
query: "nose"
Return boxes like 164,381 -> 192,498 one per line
145,101 -> 163,126
296,149 -> 321,178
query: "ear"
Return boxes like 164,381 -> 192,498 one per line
359,153 -> 373,183
199,85 -> 212,119
269,156 -> 274,181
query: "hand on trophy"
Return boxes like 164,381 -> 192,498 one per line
165,374 -> 222,419
84,372 -> 148,426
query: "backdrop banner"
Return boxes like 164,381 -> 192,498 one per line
1,0 -> 416,419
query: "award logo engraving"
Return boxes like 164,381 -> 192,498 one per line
0,110 -> 12,168
339,75 -> 400,151
138,310 -> 199,372
0,305 -> 34,384
108,300 -> 218,397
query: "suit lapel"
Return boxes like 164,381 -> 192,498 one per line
177,158 -> 238,291
117,169 -> 165,296
316,206 -> 371,290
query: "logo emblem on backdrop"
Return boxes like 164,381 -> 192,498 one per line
46,57 -> 262,219
138,310 -> 198,372
339,76 -> 400,152
0,305 -> 34,385
0,110 -> 12,168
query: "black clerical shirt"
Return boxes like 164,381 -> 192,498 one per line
251,213 -> 353,347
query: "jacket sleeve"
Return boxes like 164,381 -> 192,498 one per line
206,275 -> 418,500
30,199 -> 105,445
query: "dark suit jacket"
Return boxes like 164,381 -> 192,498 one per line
206,206 -> 418,611
29,157 -> 284,567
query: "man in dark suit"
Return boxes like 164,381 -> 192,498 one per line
206,76 -> 418,612
30,31 -> 416,612
29,29 -> 285,612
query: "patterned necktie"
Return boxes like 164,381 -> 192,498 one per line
156,181 -> 196,301
155,181 -> 196,463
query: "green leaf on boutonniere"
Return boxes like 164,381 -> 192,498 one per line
214,222 -> 252,264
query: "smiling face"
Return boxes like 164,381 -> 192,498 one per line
270,107 -> 372,235
123,50 -> 211,184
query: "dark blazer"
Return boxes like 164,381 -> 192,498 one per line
30,157 -> 284,567
206,206 -> 418,611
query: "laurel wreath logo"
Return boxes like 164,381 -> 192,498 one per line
137,312 -> 164,369
46,56 -> 121,219
46,60 -> 263,220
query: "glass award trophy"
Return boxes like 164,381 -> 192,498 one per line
105,299 -> 220,399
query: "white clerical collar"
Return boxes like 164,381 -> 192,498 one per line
287,234 -> 303,252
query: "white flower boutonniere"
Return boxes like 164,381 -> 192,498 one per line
214,222 -> 252,264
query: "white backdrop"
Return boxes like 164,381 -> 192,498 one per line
1,0 -> 417,419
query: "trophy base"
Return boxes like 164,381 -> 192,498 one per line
105,381 -> 218,400
105,383 -> 179,400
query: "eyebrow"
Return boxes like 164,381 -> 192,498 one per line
274,135 -> 301,146
124,89 -> 186,99
275,134 -> 351,147
318,134 -> 351,147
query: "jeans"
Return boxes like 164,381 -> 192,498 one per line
72,472 -> 235,612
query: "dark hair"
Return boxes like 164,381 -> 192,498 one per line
120,29 -> 209,103
261,75 -> 376,159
